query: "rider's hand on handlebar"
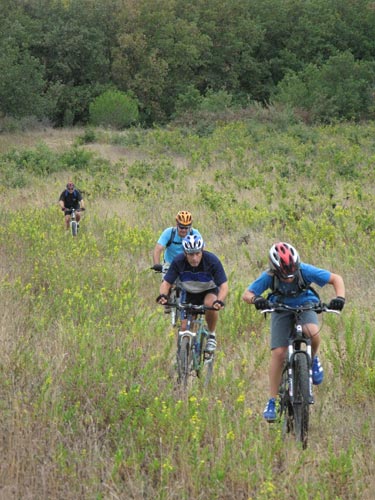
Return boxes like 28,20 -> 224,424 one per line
61,207 -> 66,211
156,294 -> 168,304
213,299 -> 225,310
328,296 -> 345,311
152,264 -> 163,272
253,296 -> 270,310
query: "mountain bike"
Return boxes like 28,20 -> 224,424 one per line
261,301 -> 340,449
65,207 -> 85,237
167,303 -> 217,389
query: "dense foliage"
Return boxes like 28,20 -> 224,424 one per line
1,0 -> 375,125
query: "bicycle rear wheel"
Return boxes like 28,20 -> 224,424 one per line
292,352 -> 310,448
177,337 -> 191,388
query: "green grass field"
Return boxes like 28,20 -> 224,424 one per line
1,117 -> 374,499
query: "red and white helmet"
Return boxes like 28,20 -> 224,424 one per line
269,242 -> 300,279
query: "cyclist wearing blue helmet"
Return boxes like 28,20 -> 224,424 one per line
157,235 -> 228,354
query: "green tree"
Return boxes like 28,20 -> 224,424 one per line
273,51 -> 375,122
25,0 -> 117,125
112,0 -> 211,123
89,89 -> 139,129
0,11 -> 47,118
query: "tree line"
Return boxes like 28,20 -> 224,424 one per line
1,0 -> 375,127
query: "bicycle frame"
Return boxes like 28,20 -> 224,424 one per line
65,207 -> 84,237
174,303 -> 214,388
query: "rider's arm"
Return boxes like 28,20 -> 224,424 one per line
158,279 -> 172,303
153,243 -> 164,265
79,199 -> 85,209
328,272 -> 345,299
217,281 -> 229,304
242,272 -> 272,304
242,289 -> 256,304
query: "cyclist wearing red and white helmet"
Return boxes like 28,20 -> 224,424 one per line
152,210 -> 202,271
243,242 -> 345,422
157,235 -> 228,354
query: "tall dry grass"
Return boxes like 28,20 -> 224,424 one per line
0,122 -> 375,499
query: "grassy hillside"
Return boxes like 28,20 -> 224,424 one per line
1,117 -> 375,499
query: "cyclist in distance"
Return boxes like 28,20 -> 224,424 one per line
59,181 -> 85,230
157,235 -> 228,354
242,242 -> 345,422
151,211 -> 202,271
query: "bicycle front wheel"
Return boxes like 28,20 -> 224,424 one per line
71,220 -> 78,237
177,337 -> 191,388
169,287 -> 177,326
198,332 -> 214,387
292,352 -> 310,448
279,365 -> 293,438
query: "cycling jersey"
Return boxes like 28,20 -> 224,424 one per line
157,227 -> 202,263
164,250 -> 227,294
247,262 -> 331,307
59,189 -> 82,209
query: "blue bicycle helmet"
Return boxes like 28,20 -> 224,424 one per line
182,234 -> 204,254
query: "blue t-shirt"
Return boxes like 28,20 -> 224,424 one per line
158,227 -> 202,263
164,250 -> 227,294
247,263 -> 331,306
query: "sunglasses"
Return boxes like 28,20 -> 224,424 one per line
177,224 -> 191,230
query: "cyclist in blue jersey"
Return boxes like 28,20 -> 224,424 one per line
242,242 -> 345,422
152,211 -> 202,271
157,235 -> 228,354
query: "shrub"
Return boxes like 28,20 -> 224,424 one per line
89,90 -> 139,129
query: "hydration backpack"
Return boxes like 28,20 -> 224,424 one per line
267,268 -> 320,300
65,188 -> 79,199
165,227 -> 193,248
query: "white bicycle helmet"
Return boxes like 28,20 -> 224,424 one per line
182,234 -> 204,254
269,242 -> 300,279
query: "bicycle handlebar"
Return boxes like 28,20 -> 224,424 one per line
260,302 -> 340,315
65,207 -> 85,212
167,303 -> 217,313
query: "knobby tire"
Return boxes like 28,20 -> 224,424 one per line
71,220 -> 78,237
178,337 -> 191,388
169,287 -> 177,326
198,332 -> 214,387
279,365 -> 293,437
293,353 -> 310,448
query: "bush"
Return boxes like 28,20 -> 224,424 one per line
89,90 -> 139,129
